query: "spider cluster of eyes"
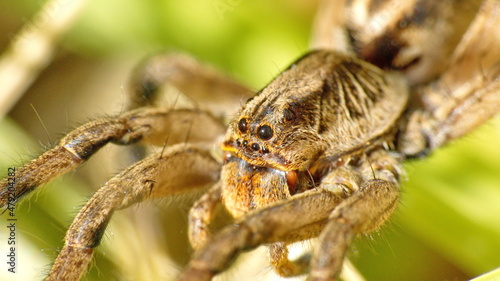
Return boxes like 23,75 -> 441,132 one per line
234,108 -> 296,154
235,117 -> 272,153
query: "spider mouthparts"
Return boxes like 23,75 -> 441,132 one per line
286,170 -> 298,195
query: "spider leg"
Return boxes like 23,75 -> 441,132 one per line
46,143 -> 220,281
267,150 -> 400,280
309,150 -> 400,281
1,52 -> 252,208
266,166 -> 363,278
179,149 -> 401,281
268,243 -> 367,281
310,0 -> 350,52
188,183 -> 223,250
0,107 -> 224,208
268,242 -> 310,277
401,0 -> 500,155
429,0 -> 500,147
128,52 -> 253,117
178,188 -> 343,281
309,179 -> 399,281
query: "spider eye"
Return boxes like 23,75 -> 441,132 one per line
238,118 -> 248,133
251,143 -> 260,151
283,108 -> 296,122
257,125 -> 273,140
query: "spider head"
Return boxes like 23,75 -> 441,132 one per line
222,51 -> 335,173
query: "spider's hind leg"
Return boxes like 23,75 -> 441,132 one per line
400,0 -> 500,156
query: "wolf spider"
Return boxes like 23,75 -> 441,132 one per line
1,0 -> 500,280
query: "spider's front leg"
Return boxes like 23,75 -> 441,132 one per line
180,150 -> 401,281
180,188 -> 343,281
188,182 -> 223,250
0,52 -> 252,208
310,149 -> 401,280
310,179 -> 398,281
0,51 -> 255,280
0,107 -> 223,207
47,143 -> 221,281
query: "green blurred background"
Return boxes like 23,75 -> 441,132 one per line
0,0 -> 499,280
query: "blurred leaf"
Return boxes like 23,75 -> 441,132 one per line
401,118 -> 500,276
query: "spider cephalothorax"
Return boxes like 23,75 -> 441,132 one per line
224,51 -> 407,172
